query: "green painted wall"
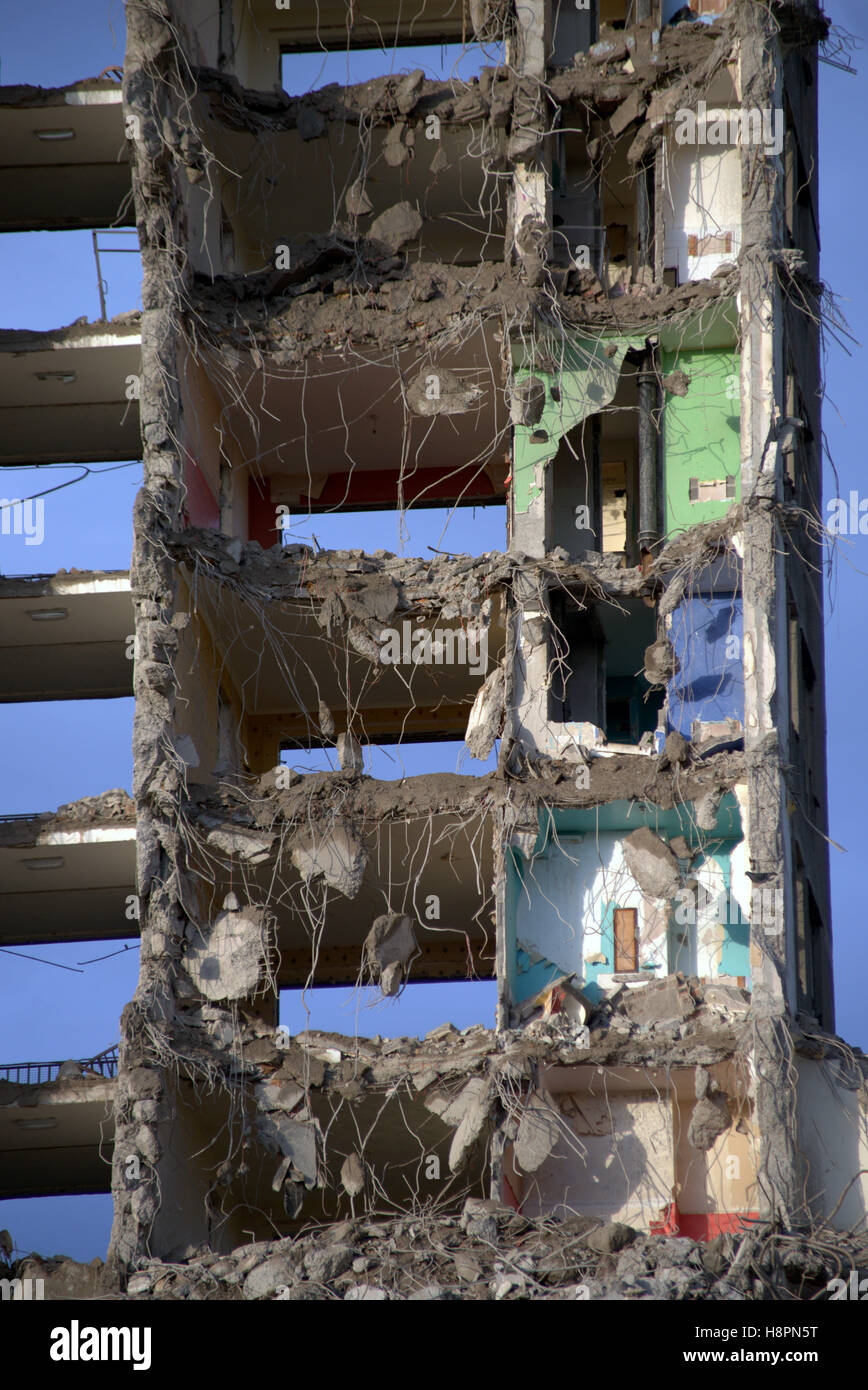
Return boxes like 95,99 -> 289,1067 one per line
512,335 -> 644,514
662,347 -> 741,536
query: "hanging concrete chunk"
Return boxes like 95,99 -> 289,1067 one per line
183,900 -> 268,1002
364,913 -> 418,995
465,665 -> 505,760
369,200 -> 422,252
345,179 -> 372,217
406,367 -> 484,417
337,731 -> 364,774
340,1152 -> 366,1198
515,1091 -> 561,1173
668,835 -> 692,862
662,370 -> 691,397
622,827 -> 682,901
469,0 -> 507,41
688,1094 -> 731,1151
205,827 -> 275,863
382,122 -> 412,167
396,68 -> 424,115
291,826 -> 367,899
658,730 -> 690,769
317,699 -> 336,739
258,1112 -> 319,1188
255,1078 -> 304,1113
643,638 -> 679,686
296,106 -> 326,141
448,1076 -> 496,1173
695,788 -> 724,831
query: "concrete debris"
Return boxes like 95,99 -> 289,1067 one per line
344,179 -> 372,217
406,367 -> 485,417
340,1153 -> 366,1199
304,1244 -> 355,1285
257,1113 -> 319,1188
465,665 -> 505,760
368,200 -> 423,252
336,731 -> 364,774
382,121 -> 412,166
183,904 -> 268,1002
519,974 -> 592,1028
93,1210 -> 862,1301
205,827 -> 274,862
702,983 -> 750,1020
291,826 -> 368,899
317,700 -> 336,739
510,375 -> 547,426
695,787 -> 724,831
622,827 -> 682,901
658,730 -> 691,769
448,1076 -> 496,1173
255,1078 -> 304,1113
616,975 -> 696,1029
585,1222 -> 637,1256
243,1255 -> 296,1299
56,1060 -> 83,1080
296,106 -> 326,141
643,638 -> 679,686
688,1094 -> 732,1151
13,1255 -> 104,1300
469,0 -> 508,42
515,1091 -> 561,1173
363,913 -> 418,995
662,370 -> 691,397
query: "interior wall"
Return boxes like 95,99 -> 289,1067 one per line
509,817 -> 748,1009
664,134 -> 741,284
662,347 -> 741,535
507,1088 -> 676,1225
795,1056 -> 868,1230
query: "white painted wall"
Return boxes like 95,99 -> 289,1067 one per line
514,826 -> 748,990
513,1091 -> 675,1225
664,129 -> 742,283
796,1056 -> 868,1230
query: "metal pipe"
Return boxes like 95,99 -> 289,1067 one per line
637,160 -> 654,270
638,348 -> 659,553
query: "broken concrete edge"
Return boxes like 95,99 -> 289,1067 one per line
0,76 -> 123,106
187,261 -> 740,364
202,744 -> 744,809
0,570 -> 130,599
168,503 -> 754,609
0,789 -> 135,844
160,4 -> 827,147
0,311 -> 141,348
0,1072 -> 116,1108
180,17 -> 728,148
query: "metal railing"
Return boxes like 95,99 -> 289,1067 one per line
0,1046 -> 119,1086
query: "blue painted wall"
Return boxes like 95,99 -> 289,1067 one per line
667,595 -> 744,737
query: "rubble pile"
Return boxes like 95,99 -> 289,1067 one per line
13,1207 -> 863,1302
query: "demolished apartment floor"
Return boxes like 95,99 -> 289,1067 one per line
12,986 -> 868,1301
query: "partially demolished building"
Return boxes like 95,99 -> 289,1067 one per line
3,0 -> 865,1293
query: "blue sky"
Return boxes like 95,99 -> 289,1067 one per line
0,1 -> 865,1261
